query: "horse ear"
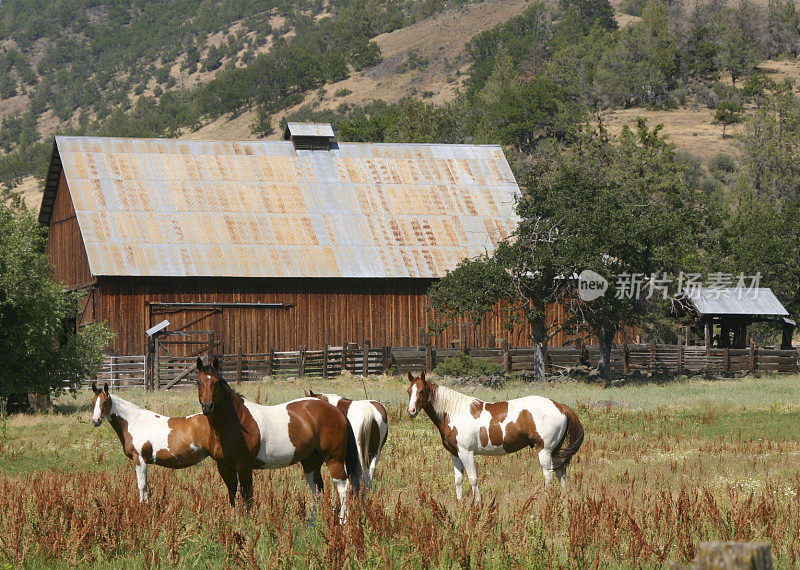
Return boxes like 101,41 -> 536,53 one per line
407,371 -> 414,382
103,382 -> 109,394
196,357 -> 204,373
91,382 -> 100,395
309,389 -> 316,397
420,371 -> 426,382
212,356 -> 220,371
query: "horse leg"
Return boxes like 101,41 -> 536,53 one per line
301,454 -> 325,524
450,454 -> 465,501
216,462 -> 238,508
538,449 -> 555,487
323,456 -> 350,523
459,450 -> 481,502
555,466 -> 568,491
135,458 -> 148,503
238,467 -> 254,512
366,449 -> 381,490
333,477 -> 350,524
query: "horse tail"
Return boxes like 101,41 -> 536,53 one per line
552,403 -> 585,470
344,417 -> 363,494
355,404 -> 374,476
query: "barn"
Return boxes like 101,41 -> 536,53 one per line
39,123 -> 540,357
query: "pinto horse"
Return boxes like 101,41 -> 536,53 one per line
196,358 -> 362,518
406,371 -> 584,501
307,390 -> 389,489
90,382 -> 211,502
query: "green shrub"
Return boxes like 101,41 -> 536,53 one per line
434,353 -> 503,377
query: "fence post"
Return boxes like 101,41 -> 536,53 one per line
154,340 -> 161,390
724,348 -> 730,372
461,323 -> 469,350
267,346 -> 275,377
649,339 -> 656,369
322,344 -> 329,379
502,339 -> 510,373
383,347 -> 391,374
749,338 -> 756,373
207,329 -> 216,360
418,327 -> 425,348
298,345 -> 306,377
342,343 -> 349,373
425,344 -> 434,372
145,335 -> 156,391
622,343 -> 630,374
236,345 -> 243,384
362,340 -> 371,377
677,342 -> 684,371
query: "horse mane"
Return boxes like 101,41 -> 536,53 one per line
429,383 -> 479,419
107,393 -> 141,414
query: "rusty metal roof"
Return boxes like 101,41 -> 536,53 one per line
687,288 -> 789,317
41,135 -> 520,278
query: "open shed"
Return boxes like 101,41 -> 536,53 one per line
680,287 -> 793,349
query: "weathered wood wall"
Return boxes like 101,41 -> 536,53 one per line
44,172 -> 93,288
98,276 -> 557,355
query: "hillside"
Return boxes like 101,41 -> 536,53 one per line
6,0 -> 800,212
186,0 -> 533,141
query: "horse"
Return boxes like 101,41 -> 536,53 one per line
406,371 -> 584,501
307,390 -> 389,490
90,382 -> 211,502
195,357 -> 362,520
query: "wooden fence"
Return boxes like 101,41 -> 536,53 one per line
85,342 -> 800,390
392,343 -> 800,375
92,355 -> 146,388
149,343 -> 391,390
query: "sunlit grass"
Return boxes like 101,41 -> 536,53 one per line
2,373 -> 800,567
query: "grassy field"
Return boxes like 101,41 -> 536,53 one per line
3,373 -> 800,568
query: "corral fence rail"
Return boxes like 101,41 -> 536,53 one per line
83,342 -> 800,390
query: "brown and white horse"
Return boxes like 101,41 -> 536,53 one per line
90,382 -> 211,502
406,372 -> 584,501
196,358 -> 362,519
307,390 -> 389,490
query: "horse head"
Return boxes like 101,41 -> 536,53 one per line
90,382 -> 111,426
406,371 -> 430,418
196,357 -> 223,416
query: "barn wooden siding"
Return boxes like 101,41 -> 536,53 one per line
97,276 -> 575,355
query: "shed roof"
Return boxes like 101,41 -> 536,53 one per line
39,133 -> 520,279
687,288 -> 789,317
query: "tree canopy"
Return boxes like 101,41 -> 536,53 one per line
0,200 -> 112,400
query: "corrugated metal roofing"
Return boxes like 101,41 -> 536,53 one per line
284,122 -> 335,139
42,135 -> 520,278
688,288 -> 789,317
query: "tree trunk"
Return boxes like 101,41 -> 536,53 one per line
532,315 -> 548,380
597,327 -> 616,379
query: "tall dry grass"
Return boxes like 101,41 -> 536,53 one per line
3,375 -> 800,568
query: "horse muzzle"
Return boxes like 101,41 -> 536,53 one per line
407,407 -> 418,418
92,418 -> 103,427
201,402 -> 215,416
